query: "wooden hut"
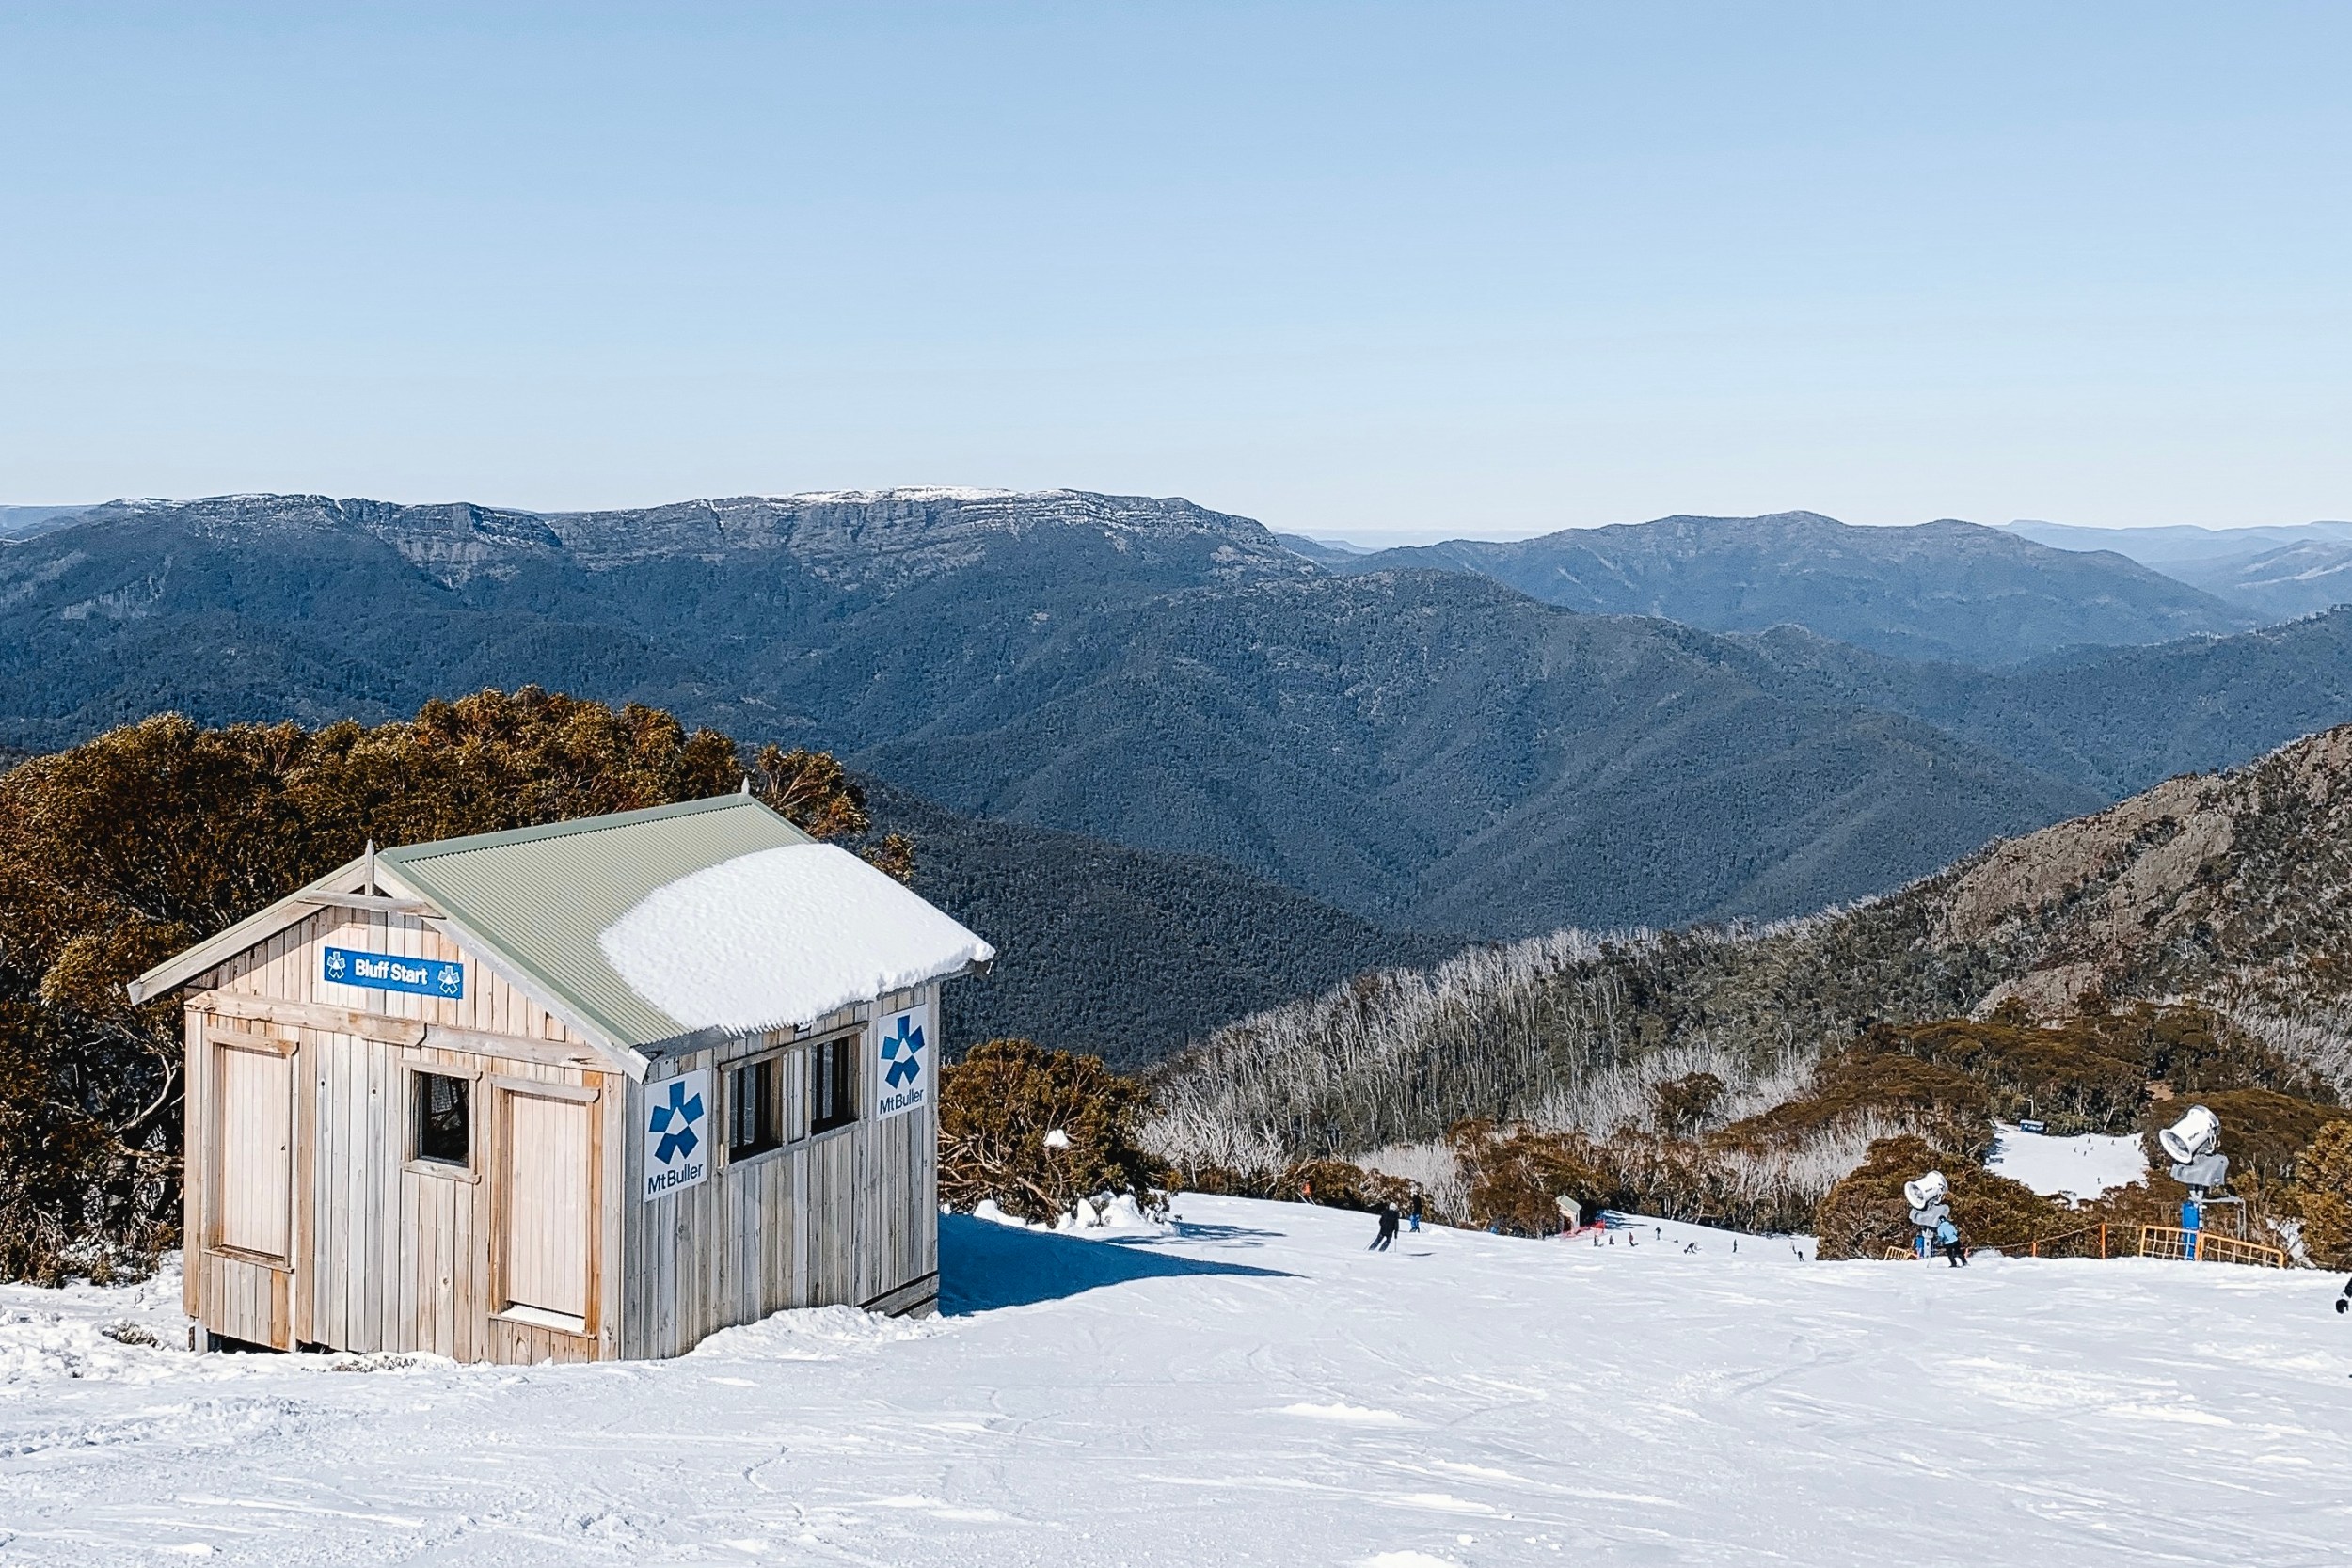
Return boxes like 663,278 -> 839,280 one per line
130,793 -> 993,1363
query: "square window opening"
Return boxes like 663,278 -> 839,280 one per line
810,1037 -> 858,1134
727,1056 -> 781,1160
413,1071 -> 471,1166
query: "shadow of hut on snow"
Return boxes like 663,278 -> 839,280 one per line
939,1213 -> 1295,1314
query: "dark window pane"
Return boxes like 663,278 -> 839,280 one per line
812,1038 -> 857,1133
728,1058 -> 778,1158
414,1072 -> 469,1165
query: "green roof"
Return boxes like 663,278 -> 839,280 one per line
377,794 -> 814,1054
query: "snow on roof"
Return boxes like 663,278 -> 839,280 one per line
1985,1122 -> 2149,1202
597,843 -> 994,1035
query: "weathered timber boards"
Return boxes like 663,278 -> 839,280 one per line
197,906 -> 593,1053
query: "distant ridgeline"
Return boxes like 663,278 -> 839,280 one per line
1295,510 -> 2258,665
9,492 -> 2352,939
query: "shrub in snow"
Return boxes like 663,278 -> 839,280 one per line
1275,1158 -> 1419,1214
1452,1124 -> 1611,1236
2296,1121 -> 2352,1269
1811,1135 -> 2067,1259
938,1038 -> 1164,1225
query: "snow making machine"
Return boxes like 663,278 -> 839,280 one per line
1903,1170 -> 1950,1259
2158,1104 -> 2244,1239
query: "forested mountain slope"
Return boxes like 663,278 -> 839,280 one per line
2003,519 -> 2352,620
859,778 -> 1461,1068
1729,610 -> 2352,799
0,491 -> 2096,936
9,491 -> 2352,938
1151,724 -> 2352,1168
1300,512 -> 2254,664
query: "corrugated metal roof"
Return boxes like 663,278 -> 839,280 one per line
378,794 -> 816,1053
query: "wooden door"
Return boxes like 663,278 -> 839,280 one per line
215,1041 -> 293,1259
501,1089 -> 594,1326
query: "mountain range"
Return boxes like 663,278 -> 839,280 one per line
2003,518 -> 2352,622
1291,511 -> 2255,665
11,490 -> 2352,944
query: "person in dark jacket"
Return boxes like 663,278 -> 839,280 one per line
1407,1193 -> 1423,1233
1371,1203 -> 1400,1251
1935,1214 -> 1967,1267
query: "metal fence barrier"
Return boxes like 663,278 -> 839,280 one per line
2137,1224 -> 2285,1267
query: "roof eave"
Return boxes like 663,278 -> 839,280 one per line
126,855 -> 373,1005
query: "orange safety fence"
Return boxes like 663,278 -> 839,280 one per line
2137,1225 -> 2286,1267
2025,1222 -> 2109,1259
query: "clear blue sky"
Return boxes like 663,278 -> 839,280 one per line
3,3 -> 2347,541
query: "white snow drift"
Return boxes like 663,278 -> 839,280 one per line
597,842 -> 993,1033
3,1196 -> 2348,1566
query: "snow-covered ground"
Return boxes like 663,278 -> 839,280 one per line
4,1196 -> 2349,1566
1987,1121 -> 2151,1200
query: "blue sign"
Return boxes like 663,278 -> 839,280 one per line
323,945 -> 465,999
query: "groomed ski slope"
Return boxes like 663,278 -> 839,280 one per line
1985,1121 -> 2150,1202
4,1196 -> 2348,1566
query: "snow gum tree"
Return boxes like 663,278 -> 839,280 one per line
2296,1121 -> 2352,1269
0,689 -> 879,1283
938,1039 -> 1162,1224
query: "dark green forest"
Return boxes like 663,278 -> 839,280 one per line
13,493 -> 2352,940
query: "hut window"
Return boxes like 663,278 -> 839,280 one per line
727,1056 -> 781,1160
810,1037 -> 858,1134
412,1072 -> 471,1167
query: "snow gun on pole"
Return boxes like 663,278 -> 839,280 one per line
2159,1104 -> 2243,1240
1903,1170 -> 1949,1260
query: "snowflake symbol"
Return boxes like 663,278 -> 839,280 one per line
325,950 -> 347,981
881,1017 -> 925,1089
649,1079 -> 704,1165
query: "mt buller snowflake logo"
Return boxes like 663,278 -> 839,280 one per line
434,961 -> 463,996
325,950 -> 348,981
649,1079 -> 705,1165
881,1017 -> 925,1089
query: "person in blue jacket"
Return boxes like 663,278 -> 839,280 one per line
1935,1214 -> 1966,1267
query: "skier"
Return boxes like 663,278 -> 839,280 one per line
1407,1192 -> 1423,1233
1935,1213 -> 1967,1267
1371,1202 -> 1401,1252
2337,1276 -> 2350,1315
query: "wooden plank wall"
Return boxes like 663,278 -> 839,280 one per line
184,906 -> 623,1365
183,905 -> 940,1363
202,905 -> 599,1052
296,1028 -> 613,1361
620,986 -> 942,1359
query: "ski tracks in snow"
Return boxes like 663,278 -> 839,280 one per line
2,1198 -> 2350,1565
